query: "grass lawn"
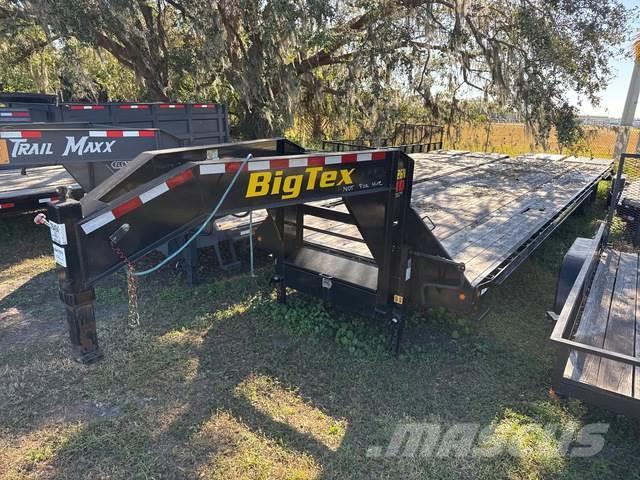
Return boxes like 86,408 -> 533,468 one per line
1,185 -> 639,479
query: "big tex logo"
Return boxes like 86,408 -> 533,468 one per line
246,166 -> 354,200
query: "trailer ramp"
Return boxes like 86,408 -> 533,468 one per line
551,153 -> 640,418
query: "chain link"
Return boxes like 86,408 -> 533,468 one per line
110,244 -> 141,327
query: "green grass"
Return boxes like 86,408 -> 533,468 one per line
1,187 -> 639,479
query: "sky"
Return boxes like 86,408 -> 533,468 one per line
576,0 -> 640,118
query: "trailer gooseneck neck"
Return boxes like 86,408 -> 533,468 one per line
47,142 -> 470,362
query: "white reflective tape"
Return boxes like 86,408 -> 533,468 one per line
200,163 -> 230,175
81,211 -> 116,234
325,156 -> 341,165
357,153 -> 372,162
123,131 -> 140,137
89,130 -> 107,137
0,132 -> 21,138
38,197 -> 52,204
52,244 -> 67,267
240,229 -> 251,236
139,182 -> 169,203
0,112 -> 11,117
200,164 -> 226,175
248,160 -> 270,171
289,158 -> 308,168
49,221 -> 68,245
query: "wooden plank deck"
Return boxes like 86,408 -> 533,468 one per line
0,166 -> 77,200
564,249 -> 639,399
300,152 -> 612,286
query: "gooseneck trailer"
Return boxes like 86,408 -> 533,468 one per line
42,139 -> 612,363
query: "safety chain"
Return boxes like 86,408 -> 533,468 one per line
110,243 -> 141,327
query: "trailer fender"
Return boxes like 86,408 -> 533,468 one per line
553,237 -> 597,314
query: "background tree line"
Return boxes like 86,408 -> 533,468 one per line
0,0 -> 635,148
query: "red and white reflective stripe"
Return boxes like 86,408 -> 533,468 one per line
0,202 -> 15,209
68,105 -> 106,110
118,104 -> 150,109
38,196 -> 57,204
0,111 -> 30,117
88,130 -> 155,138
193,104 -> 217,108
81,169 -> 194,234
199,151 -> 387,175
0,130 -> 42,139
159,104 -> 185,109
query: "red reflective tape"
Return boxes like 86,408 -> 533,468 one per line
22,130 -> 42,138
166,169 -> 194,189
159,104 -> 185,109
225,162 -> 245,173
341,153 -> 357,163
14,112 -> 30,117
307,156 -> 325,167
106,130 -> 124,138
372,151 -> 387,160
0,202 -> 15,209
112,197 -> 142,218
139,130 -> 155,137
270,159 -> 289,170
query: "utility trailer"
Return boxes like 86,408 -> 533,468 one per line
550,153 -> 640,418
42,139 -> 612,363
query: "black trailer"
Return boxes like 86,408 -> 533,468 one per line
41,139 -> 612,363
550,153 -> 640,418
0,93 -> 229,215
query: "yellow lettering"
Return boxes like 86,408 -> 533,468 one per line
246,172 -> 272,197
272,171 -> 283,195
282,174 -> 303,199
305,167 -> 323,189
246,167 -> 356,199
319,170 -> 338,188
337,168 -> 355,185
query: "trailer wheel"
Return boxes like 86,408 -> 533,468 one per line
552,237 -> 597,314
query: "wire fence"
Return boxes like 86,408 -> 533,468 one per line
610,152 -> 640,252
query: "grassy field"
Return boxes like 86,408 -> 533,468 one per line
1,186 -> 640,479
447,124 -> 640,158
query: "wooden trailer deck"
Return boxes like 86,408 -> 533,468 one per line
563,248 -> 639,399
0,166 -> 77,201
301,152 -> 612,287
214,151 -> 611,288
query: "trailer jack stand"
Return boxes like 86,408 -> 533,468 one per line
60,287 -> 102,363
389,314 -> 405,356
271,275 -> 286,304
